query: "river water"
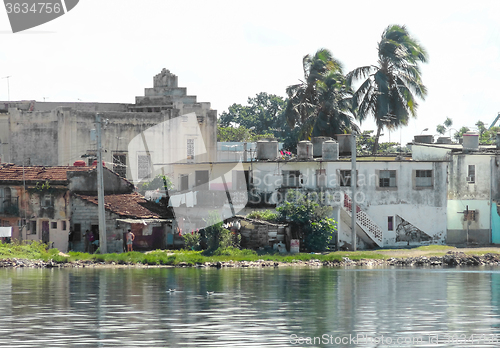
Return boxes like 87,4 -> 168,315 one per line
1,266 -> 500,347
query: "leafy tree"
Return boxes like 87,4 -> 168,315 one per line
218,92 -> 288,140
285,48 -> 358,140
476,120 -> 486,136
436,124 -> 446,135
454,126 -> 470,141
217,126 -> 275,142
436,117 -> 454,138
276,190 -> 336,252
356,130 -> 399,155
348,25 -> 428,154
481,126 -> 500,144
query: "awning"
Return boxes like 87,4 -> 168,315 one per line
0,227 -> 12,238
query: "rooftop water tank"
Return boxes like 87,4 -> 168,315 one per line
256,140 -> 278,160
311,136 -> 332,157
334,134 -> 352,155
462,131 -> 479,152
322,140 -> 339,160
413,135 -> 433,144
73,160 -> 86,167
297,141 -> 313,160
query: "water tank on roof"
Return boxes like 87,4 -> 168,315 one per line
462,131 -> 479,152
334,134 -> 352,155
414,135 -> 433,144
256,140 -> 278,160
73,160 -> 86,167
322,140 -> 339,160
297,141 -> 313,160
311,137 -> 332,157
436,137 -> 452,144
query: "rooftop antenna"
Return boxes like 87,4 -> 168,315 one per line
2,76 -> 11,101
43,97 -> 48,102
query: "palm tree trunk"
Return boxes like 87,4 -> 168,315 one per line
372,125 -> 383,155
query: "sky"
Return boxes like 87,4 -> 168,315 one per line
0,0 -> 499,145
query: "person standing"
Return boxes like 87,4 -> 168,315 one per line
126,229 -> 135,252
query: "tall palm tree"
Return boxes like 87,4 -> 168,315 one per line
347,25 -> 428,154
285,48 -> 358,140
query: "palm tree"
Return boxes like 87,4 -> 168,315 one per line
285,48 -> 358,140
347,25 -> 428,154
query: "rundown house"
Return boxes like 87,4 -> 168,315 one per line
0,164 -> 92,250
412,132 -> 500,245
0,163 -> 169,252
71,193 -> 172,253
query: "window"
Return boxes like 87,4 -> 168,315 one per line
29,221 -> 37,235
62,221 -> 67,230
41,194 -> 54,207
379,170 -> 397,188
187,139 -> 195,161
339,170 -> 357,187
51,221 -> 57,229
316,169 -> 327,188
137,154 -> 152,180
113,153 -> 127,178
415,170 -> 433,188
388,216 -> 394,231
467,165 -> 475,183
282,170 -> 301,187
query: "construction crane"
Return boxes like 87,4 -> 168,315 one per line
489,112 -> 500,129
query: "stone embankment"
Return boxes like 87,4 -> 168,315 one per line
2,251 -> 500,269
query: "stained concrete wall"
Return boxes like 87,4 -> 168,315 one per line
2,70 -> 217,184
71,197 -> 124,253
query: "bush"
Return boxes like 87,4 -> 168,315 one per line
246,210 -> 278,222
183,232 -> 201,250
277,190 -> 336,252
203,211 -> 241,254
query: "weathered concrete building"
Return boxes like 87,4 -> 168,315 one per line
412,132 -> 500,245
166,138 -> 449,250
0,163 -> 169,252
0,69 -> 217,185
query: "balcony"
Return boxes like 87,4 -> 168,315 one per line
0,197 -> 19,216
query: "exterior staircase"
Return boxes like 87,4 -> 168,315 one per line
341,194 -> 383,247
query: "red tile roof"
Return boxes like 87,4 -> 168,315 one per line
0,164 -> 91,183
74,192 -> 161,219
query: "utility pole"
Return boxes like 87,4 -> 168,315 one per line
351,133 -> 357,251
2,76 -> 11,101
96,113 -> 107,253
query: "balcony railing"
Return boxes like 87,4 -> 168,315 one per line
0,197 -> 19,216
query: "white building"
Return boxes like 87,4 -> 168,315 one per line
168,138 -> 449,250
412,132 -> 500,245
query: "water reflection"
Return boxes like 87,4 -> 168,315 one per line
1,267 -> 500,347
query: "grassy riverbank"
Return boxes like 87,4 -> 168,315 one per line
2,242 -> 500,266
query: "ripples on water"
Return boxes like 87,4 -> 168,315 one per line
1,267 -> 500,347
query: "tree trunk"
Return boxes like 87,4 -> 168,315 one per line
372,125 -> 383,155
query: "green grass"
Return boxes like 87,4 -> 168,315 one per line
2,242 -> 500,266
